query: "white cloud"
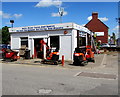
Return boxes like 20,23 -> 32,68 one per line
13,14 -> 23,18
0,11 -> 23,19
5,22 -> 11,25
0,11 -> 2,15
0,11 -> 12,19
87,16 -> 92,21
3,13 -> 12,19
87,16 -> 108,22
35,0 -> 62,7
113,25 -> 119,31
99,17 -> 108,22
51,11 -> 67,17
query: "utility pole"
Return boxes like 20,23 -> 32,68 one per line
58,7 -> 64,23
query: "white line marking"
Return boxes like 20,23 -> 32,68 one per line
74,72 -> 82,77
100,54 -> 107,67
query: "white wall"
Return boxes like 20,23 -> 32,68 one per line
71,29 -> 77,60
11,29 -> 73,60
11,34 -> 20,50
59,29 -> 77,60
59,35 -> 72,60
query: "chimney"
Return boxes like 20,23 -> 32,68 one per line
92,12 -> 98,19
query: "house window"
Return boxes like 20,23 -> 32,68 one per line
21,37 -> 28,47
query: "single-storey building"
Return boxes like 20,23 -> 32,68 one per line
9,22 -> 91,60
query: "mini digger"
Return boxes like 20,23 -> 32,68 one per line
85,45 -> 95,63
73,46 -> 88,66
40,40 -> 61,65
73,46 -> 95,66
73,30 -> 95,66
41,48 -> 61,65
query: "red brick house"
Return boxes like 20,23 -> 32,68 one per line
85,12 -> 109,43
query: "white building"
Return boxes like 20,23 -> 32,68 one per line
9,22 -> 91,60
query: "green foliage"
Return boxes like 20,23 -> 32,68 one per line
112,32 -> 116,44
112,32 -> 116,40
2,26 -> 10,44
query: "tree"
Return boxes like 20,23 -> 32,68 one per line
112,32 -> 116,44
2,26 -> 10,44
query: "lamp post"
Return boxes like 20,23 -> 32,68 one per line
10,20 -> 14,28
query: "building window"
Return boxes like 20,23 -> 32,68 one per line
79,37 -> 86,46
50,36 -> 59,49
21,37 -> 28,47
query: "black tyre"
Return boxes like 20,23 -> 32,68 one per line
81,61 -> 88,66
5,59 -> 12,62
73,61 -> 79,66
91,58 -> 95,63
54,61 -> 58,65
93,59 -> 95,63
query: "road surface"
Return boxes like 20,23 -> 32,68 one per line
0,52 -> 118,95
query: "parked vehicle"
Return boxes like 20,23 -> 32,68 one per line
0,44 -> 11,49
0,44 -> 11,59
100,43 -> 110,47
109,44 -> 117,47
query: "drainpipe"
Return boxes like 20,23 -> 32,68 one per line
86,33 -> 88,46
77,30 -> 80,48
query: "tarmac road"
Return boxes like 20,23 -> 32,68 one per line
1,52 -> 118,95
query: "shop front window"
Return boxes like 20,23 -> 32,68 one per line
21,37 -> 28,47
50,36 -> 59,49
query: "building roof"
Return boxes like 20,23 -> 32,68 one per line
9,22 -> 91,34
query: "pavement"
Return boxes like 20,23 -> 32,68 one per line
1,53 -> 105,69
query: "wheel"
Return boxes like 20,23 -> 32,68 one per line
93,59 -> 95,63
73,62 -> 76,65
54,61 -> 58,65
6,59 -> 12,62
91,58 -> 95,63
14,59 -> 17,61
81,61 -> 88,66
73,61 -> 79,66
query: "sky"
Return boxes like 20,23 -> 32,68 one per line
1,1 -> 119,37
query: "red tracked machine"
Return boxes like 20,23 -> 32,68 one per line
73,30 -> 95,66
41,48 -> 61,65
73,46 -> 88,66
40,40 -> 61,65
73,46 -> 95,66
2,48 -> 18,62
85,45 -> 95,62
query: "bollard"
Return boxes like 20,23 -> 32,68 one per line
32,55 -> 34,59
104,49 -> 107,52
62,55 -> 64,66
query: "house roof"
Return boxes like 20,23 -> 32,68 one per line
85,19 -> 109,29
